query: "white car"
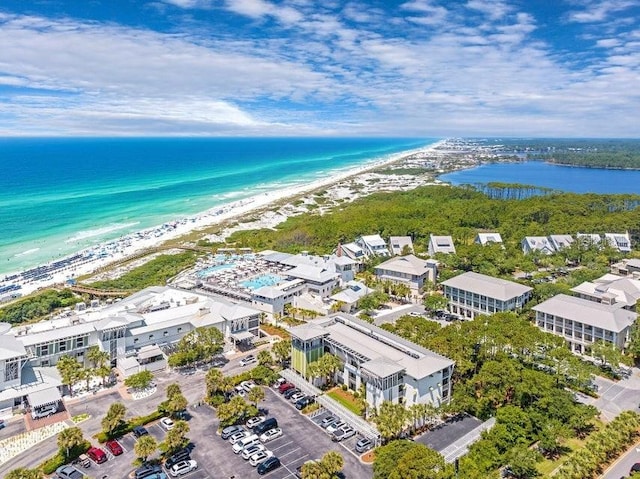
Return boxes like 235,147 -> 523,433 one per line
160,417 -> 175,430
240,380 -> 257,392
289,392 -> 305,403
239,355 -> 257,366
242,443 -> 266,460
228,431 -> 248,444
249,450 -> 273,467
32,404 -> 58,419
169,459 -> 197,477
409,311 -> 423,317
259,427 -> 282,443
326,421 -> 346,435
246,416 -> 265,429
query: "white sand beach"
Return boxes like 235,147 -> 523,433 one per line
2,139 -> 461,296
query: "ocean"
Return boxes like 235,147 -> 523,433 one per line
439,160 -> 640,195
0,137 -> 433,274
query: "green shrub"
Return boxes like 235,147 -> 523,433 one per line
41,440 -> 90,474
96,410 -> 164,442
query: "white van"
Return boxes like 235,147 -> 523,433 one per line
232,434 -> 259,454
31,403 -> 58,419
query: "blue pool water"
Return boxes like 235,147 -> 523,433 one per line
241,274 -> 283,290
196,263 -> 235,278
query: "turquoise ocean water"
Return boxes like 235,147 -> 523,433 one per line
0,137 -> 434,274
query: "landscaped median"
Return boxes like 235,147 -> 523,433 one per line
0,421 -> 69,466
326,386 -> 365,416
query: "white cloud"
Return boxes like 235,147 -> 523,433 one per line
567,0 -> 640,23
466,0 -> 512,20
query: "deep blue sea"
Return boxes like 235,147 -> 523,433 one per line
439,161 -> 640,194
0,137 -> 433,274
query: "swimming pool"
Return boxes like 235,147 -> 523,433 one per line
197,263 -> 235,278
241,274 -> 283,290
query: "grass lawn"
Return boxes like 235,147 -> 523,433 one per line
327,387 -> 364,416
260,324 -> 290,338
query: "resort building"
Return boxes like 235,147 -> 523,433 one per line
374,255 -> 438,292
428,235 -> 456,256
521,236 -> 555,255
389,236 -> 414,256
250,279 -> 306,318
329,281 -> 373,313
611,259 -> 640,276
0,286 -> 262,409
533,294 -> 637,352
260,251 -> 356,284
355,235 -> 391,257
571,273 -> 640,310
337,242 -> 367,263
576,233 -> 602,246
441,272 -> 533,319
475,232 -> 503,246
289,314 -> 454,410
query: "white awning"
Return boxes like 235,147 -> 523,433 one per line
231,330 -> 254,342
28,387 -> 62,408
138,345 -> 164,361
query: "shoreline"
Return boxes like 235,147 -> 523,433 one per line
1,139 -> 454,296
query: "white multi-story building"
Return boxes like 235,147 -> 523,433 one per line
533,294 -> 637,353
290,314 -> 454,410
374,254 -> 438,292
571,273 -> 640,310
441,272 -> 533,319
355,235 -> 391,257
0,286 -> 262,409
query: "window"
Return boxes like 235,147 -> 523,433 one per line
177,328 -> 182,333
163,331 -> 169,337
59,341 -> 67,352
149,335 -> 154,340
4,360 -> 18,381
76,337 -> 85,348
134,338 -> 139,344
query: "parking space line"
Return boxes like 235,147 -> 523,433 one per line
277,448 -> 302,460
270,440 -> 295,452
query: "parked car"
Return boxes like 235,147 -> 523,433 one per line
221,425 -> 244,440
274,377 -> 287,387
259,427 -> 283,443
140,474 -> 167,479
289,392 -> 306,403
332,425 -> 356,442
246,415 -> 266,428
55,465 -> 85,479
240,380 -> 257,392
169,459 -> 197,477
0,419 -> 5,430
283,388 -> 300,399
134,463 -> 162,479
228,430 -> 248,444
86,446 -> 107,464
295,396 -> 315,410
232,434 -> 260,454
254,417 -> 278,435
250,450 -> 274,467
632,463 -> 640,474
105,439 -> 123,456
257,456 -> 280,474
132,426 -> 149,438
409,311 -> 422,317
242,443 -> 266,460
239,355 -> 257,366
160,417 -> 175,430
355,437 -> 373,453
326,420 -> 346,435
278,382 -> 295,394
32,403 -> 58,419
320,415 -> 337,429
165,448 -> 191,469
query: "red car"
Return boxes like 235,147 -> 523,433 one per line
87,446 -> 108,464
105,439 -> 123,456
278,382 -> 294,394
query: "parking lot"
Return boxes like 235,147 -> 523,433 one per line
75,385 -> 372,479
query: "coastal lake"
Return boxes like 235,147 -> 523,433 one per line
439,160 -> 640,194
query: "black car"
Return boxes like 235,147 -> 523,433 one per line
257,456 -> 281,475
631,463 -> 640,474
295,396 -> 315,410
132,426 -> 149,438
283,387 -> 300,399
165,448 -> 191,469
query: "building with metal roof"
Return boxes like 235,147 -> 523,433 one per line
428,235 -> 456,256
289,313 -> 454,410
441,272 -> 533,319
533,294 -> 637,352
374,254 -> 438,292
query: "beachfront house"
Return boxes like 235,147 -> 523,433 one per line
428,235 -> 456,256
289,314 -> 454,410
533,294 -> 636,353
441,272 -> 533,319
355,235 -> 391,257
521,236 -> 556,255
389,236 -> 414,256
474,232 -> 503,246
374,254 -> 438,293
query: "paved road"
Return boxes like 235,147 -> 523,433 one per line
576,369 -> 640,422
601,440 -> 640,478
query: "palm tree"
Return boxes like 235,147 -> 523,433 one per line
163,420 -> 190,455
247,386 -> 265,407
101,402 -> 126,437
56,355 -> 83,396
205,368 -> 224,397
134,434 -> 158,463
257,349 -> 273,366
321,450 -> 344,476
57,426 -> 85,459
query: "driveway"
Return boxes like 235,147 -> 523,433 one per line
576,368 -> 640,421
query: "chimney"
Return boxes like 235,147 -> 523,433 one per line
336,243 -> 342,257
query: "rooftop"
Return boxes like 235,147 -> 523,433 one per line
442,272 -> 532,300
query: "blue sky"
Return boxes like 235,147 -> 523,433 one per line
0,0 -> 638,137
